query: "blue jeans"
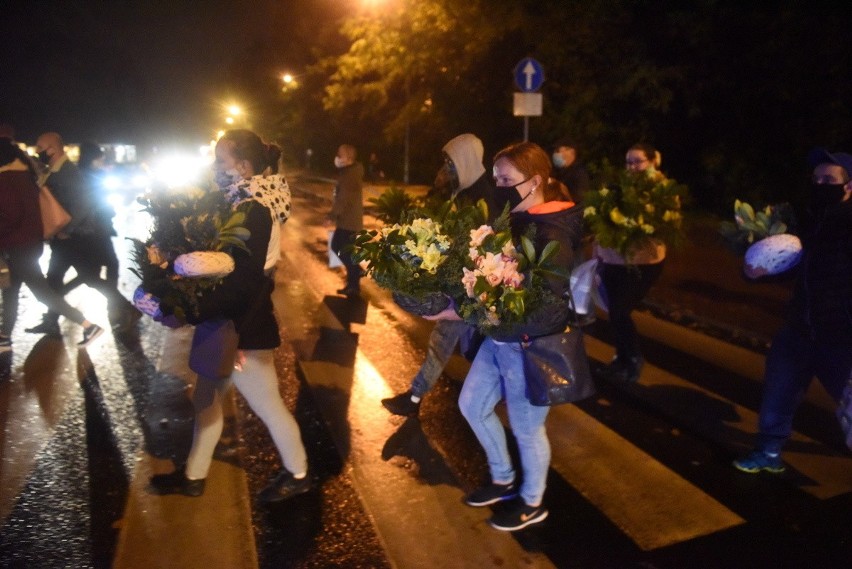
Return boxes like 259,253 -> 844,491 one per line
411,320 -> 469,397
756,325 -> 852,454
459,338 -> 551,506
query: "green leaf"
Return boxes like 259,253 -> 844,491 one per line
521,236 -> 536,263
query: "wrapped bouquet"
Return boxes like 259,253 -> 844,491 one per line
583,171 -> 689,262
352,197 -> 488,315
718,199 -> 801,277
457,212 -> 566,335
129,184 -> 250,324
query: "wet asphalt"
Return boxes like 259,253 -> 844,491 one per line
1,178 -> 850,568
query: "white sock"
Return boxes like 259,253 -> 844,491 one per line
410,395 -> 421,403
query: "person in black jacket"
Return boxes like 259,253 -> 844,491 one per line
382,133 -> 496,417
427,142 -> 584,531
733,148 -> 852,474
150,129 -> 309,502
550,137 -> 591,204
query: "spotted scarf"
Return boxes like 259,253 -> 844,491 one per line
224,174 -> 292,224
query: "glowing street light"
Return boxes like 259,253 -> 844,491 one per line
225,116 -> 235,124
282,73 -> 293,84
227,105 -> 242,116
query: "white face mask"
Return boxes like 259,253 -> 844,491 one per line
334,156 -> 346,168
215,167 -> 241,188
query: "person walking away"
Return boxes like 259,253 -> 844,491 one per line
0,137 -> 104,351
63,141 -> 140,330
551,137 -> 591,204
25,132 -> 127,340
596,143 -> 667,383
382,133 -> 496,416
733,148 -> 852,473
150,129 -> 310,502
426,142 -> 584,531
325,144 -> 364,298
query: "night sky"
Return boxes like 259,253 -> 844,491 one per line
0,0 -> 347,150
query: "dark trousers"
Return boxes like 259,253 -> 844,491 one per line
43,235 -> 129,323
1,243 -> 86,336
599,261 -> 664,361
756,325 -> 852,453
331,228 -> 361,291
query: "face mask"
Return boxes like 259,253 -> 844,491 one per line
215,167 -> 240,188
552,153 -> 566,168
809,182 -> 847,212
38,150 -> 50,165
433,162 -> 459,197
494,179 -> 534,213
334,156 -> 346,168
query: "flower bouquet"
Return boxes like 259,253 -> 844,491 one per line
718,199 -> 801,277
457,211 -> 566,335
583,171 -> 689,262
352,198 -> 488,315
129,184 -> 250,324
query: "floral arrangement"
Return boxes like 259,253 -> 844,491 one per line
718,199 -> 794,253
457,211 -> 565,334
129,184 -> 250,323
352,197 -> 488,314
583,171 -> 689,261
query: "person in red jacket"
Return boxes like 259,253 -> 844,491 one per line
0,137 -> 103,354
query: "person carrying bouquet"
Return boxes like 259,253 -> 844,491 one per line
150,129 -> 309,503
597,143 -> 668,383
427,142 -> 584,531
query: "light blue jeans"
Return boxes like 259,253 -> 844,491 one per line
411,320 -> 469,397
459,337 -> 551,506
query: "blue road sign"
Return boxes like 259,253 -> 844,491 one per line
514,57 -> 544,92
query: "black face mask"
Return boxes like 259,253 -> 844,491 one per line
37,150 -> 50,165
432,161 -> 459,197
809,183 -> 846,212
494,179 -> 533,213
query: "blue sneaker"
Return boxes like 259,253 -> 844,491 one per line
733,450 -> 785,473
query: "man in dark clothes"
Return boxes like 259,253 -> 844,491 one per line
551,137 -> 591,204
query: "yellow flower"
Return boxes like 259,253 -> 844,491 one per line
584,206 -> 597,218
663,210 -> 682,222
641,224 -> 655,234
645,203 -> 655,213
609,207 -> 628,225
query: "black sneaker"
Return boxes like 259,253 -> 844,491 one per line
257,470 -> 312,504
464,481 -> 518,507
25,320 -> 61,337
78,324 -> 104,348
381,390 -> 421,417
149,470 -> 206,497
488,500 -> 548,531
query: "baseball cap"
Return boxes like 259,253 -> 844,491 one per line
807,147 -> 852,175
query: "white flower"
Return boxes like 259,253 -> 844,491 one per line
469,225 -> 495,247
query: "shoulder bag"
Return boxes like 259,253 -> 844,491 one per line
39,185 -> 72,239
520,289 -> 595,406
188,277 -> 272,379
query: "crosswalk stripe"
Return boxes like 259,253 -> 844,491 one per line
548,403 -> 745,551
584,335 -> 852,499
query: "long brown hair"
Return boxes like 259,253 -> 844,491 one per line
494,141 -> 571,202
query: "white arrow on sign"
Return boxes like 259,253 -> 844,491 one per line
523,61 -> 537,91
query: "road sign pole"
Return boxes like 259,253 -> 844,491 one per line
524,117 -> 529,142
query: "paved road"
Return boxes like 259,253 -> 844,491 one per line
0,178 -> 849,568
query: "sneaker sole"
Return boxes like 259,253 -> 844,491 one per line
464,492 -> 518,507
489,509 -> 549,531
733,462 -> 785,474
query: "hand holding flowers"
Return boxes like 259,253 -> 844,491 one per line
130,184 -> 250,324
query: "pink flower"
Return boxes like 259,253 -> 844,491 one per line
462,267 -> 478,297
469,225 -> 494,247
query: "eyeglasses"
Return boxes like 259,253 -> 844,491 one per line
625,158 -> 649,166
